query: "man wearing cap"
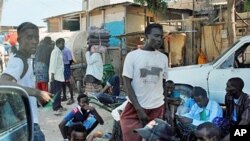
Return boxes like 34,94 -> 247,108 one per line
121,23 -> 168,141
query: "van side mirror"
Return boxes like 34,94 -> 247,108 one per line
0,86 -> 33,141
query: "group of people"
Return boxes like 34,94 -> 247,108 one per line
116,23 -> 250,141
32,35 -> 75,115
0,21 -> 249,141
0,22 -> 77,141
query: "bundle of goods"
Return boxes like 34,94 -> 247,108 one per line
87,26 -> 110,48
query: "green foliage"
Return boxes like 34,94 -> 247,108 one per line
134,0 -> 168,13
245,0 -> 250,11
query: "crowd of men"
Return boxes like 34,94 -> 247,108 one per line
0,21 -> 249,141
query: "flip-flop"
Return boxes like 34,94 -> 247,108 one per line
102,133 -> 112,139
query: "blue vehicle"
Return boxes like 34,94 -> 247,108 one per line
0,85 -> 33,141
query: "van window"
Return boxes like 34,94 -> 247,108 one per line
234,43 -> 250,68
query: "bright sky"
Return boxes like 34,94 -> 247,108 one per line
1,0 -> 82,27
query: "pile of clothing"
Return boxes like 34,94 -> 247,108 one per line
87,26 -> 110,47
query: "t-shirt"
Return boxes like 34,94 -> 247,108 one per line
64,106 -> 90,123
170,90 -> 180,98
184,97 -> 196,109
85,51 -> 103,81
122,49 -> 168,109
3,56 -> 39,124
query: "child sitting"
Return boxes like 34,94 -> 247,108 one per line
59,94 -> 104,141
164,80 -> 182,120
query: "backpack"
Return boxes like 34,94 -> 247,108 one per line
14,51 -> 28,79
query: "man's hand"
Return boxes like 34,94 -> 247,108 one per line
177,116 -> 192,124
39,91 -> 52,104
136,108 -> 148,126
84,105 -> 95,111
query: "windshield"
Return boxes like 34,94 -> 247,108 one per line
210,40 -> 240,65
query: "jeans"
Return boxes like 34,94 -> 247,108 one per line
33,123 -> 45,141
108,75 -> 120,96
97,93 -> 116,104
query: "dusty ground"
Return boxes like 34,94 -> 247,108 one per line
38,94 -> 114,141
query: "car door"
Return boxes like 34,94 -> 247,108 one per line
0,85 -> 33,141
207,43 -> 250,104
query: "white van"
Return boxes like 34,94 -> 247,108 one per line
168,35 -> 250,104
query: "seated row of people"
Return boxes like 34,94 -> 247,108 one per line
164,77 -> 250,141
58,76 -> 249,141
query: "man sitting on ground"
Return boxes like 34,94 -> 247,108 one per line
96,74 -> 121,104
177,86 -> 223,126
222,77 -> 250,141
59,94 -> 104,141
176,86 -> 223,141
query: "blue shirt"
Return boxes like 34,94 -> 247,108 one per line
184,98 -> 196,109
170,90 -> 180,98
62,47 -> 73,65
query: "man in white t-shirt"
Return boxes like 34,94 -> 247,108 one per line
0,22 -> 51,141
120,23 -> 168,141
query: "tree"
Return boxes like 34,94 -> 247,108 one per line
134,0 -> 168,13
245,0 -> 250,11
227,0 -> 236,45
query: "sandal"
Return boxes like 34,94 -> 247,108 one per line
67,99 -> 74,105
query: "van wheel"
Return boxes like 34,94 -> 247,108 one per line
76,80 -> 83,94
174,84 -> 193,104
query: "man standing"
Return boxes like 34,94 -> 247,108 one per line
0,22 -> 51,141
62,44 -> 74,105
35,36 -> 54,92
120,23 -> 168,141
49,38 -> 65,115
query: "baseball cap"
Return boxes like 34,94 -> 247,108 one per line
134,118 -> 174,141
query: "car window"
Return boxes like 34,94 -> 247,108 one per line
0,91 -> 26,133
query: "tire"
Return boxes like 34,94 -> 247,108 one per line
76,80 -> 83,94
175,84 -> 193,104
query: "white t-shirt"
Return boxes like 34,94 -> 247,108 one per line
3,56 -> 39,124
85,51 -> 103,81
122,49 -> 168,109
